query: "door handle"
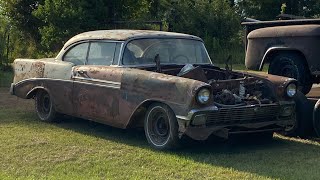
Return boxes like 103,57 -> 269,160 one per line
77,70 -> 87,75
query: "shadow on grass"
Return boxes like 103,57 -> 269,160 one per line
4,105 -> 319,180
46,116 -> 320,180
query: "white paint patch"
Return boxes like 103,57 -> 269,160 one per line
13,58 -> 73,83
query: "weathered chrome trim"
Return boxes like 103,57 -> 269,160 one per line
9,83 -> 15,95
73,76 -> 121,85
15,78 -> 73,86
176,105 -> 219,121
74,81 -> 120,89
260,47 -> 305,70
117,43 -> 124,66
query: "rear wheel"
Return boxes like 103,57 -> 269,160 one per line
35,90 -> 58,122
269,53 -> 312,94
313,100 -> 320,137
144,103 -> 180,150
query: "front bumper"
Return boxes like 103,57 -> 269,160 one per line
176,102 -> 296,140
9,83 -> 15,95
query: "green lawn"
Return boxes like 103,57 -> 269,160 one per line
0,66 -> 319,179
0,71 -> 13,87
0,87 -> 320,179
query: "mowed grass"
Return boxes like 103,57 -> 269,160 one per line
0,68 -> 319,179
0,70 -> 13,87
0,88 -> 320,179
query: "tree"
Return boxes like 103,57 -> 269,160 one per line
236,0 -> 320,20
0,0 -> 44,41
236,0 -> 282,20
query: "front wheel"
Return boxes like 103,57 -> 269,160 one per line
144,103 -> 180,150
313,100 -> 320,137
284,91 -> 313,137
35,90 -> 58,122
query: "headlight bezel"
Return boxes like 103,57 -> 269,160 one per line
196,87 -> 211,105
286,83 -> 297,98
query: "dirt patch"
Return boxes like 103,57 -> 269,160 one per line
307,87 -> 320,98
0,87 -> 33,110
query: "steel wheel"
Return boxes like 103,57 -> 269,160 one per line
144,103 -> 180,150
35,90 -> 57,122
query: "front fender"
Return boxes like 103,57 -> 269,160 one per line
119,68 -> 209,127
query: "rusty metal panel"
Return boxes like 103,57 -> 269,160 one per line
72,66 -> 125,128
13,79 -> 74,115
13,58 -> 73,83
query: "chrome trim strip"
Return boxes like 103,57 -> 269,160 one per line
176,105 -> 219,121
74,81 -> 120,89
118,42 -> 124,66
15,78 -> 73,86
73,76 -> 121,85
14,77 -> 121,90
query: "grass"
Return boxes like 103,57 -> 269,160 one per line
0,70 -> 13,87
0,88 -> 320,179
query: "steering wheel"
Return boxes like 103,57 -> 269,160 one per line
172,54 -> 189,63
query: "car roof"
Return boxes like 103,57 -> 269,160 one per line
64,29 -> 203,48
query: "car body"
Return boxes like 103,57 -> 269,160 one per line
11,30 -> 298,149
243,19 -> 320,94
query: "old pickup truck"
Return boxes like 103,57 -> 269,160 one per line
11,30 -> 299,149
243,19 -> 320,94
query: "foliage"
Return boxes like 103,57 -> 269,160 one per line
165,0 -> 242,63
0,0 -> 320,65
236,0 -> 320,20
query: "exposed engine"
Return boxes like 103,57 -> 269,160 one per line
177,64 -> 275,107
210,78 -> 273,107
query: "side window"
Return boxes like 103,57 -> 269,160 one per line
64,43 -> 89,65
87,42 -> 116,65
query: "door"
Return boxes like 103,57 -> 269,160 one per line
63,41 -> 124,128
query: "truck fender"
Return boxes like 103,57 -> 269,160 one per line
260,47 -> 305,70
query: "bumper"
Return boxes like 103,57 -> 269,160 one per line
176,102 -> 296,140
9,83 -> 15,95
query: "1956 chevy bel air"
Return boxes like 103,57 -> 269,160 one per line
11,30 -> 298,149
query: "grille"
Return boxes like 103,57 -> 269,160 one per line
206,104 -> 283,126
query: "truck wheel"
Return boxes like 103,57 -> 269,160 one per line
144,103 -> 180,150
269,53 -> 312,94
285,91 -> 313,137
35,90 -> 58,122
313,100 -> 320,137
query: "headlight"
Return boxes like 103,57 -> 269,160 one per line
286,83 -> 297,97
197,88 -> 211,104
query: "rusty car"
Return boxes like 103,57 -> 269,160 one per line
242,19 -> 320,94
11,30 -> 298,149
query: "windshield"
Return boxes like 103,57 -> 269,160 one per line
122,38 -> 211,65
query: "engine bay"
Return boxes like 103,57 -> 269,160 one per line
142,64 -> 275,107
